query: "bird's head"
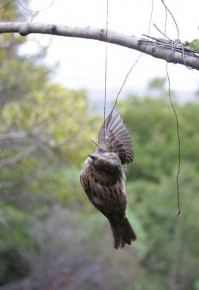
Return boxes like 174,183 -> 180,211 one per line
88,151 -> 121,174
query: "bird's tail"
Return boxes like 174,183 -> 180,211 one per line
109,216 -> 136,249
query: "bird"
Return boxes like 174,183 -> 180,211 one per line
80,111 -> 136,249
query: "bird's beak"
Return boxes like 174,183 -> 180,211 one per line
88,154 -> 97,161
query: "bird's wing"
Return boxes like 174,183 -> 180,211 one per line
98,112 -> 134,164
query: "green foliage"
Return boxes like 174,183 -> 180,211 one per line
121,96 -> 199,199
120,96 -> 199,181
0,1 -> 99,286
148,77 -> 166,90
0,87 -> 99,207
189,39 -> 199,52
119,95 -> 199,289
0,205 -> 31,250
1,70 -> 199,288
0,2 -> 199,289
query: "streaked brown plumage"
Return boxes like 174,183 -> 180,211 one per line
80,112 -> 136,249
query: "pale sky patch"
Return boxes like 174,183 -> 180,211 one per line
26,0 -> 199,98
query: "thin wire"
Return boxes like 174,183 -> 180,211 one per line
0,0 -> 55,12
153,24 -> 171,39
162,0 -> 181,214
110,0 -> 154,115
0,0 -> 15,10
163,4 -> 168,35
16,0 -> 55,13
160,0 -> 179,39
104,0 -> 109,124
166,63 -> 181,215
110,54 -> 143,115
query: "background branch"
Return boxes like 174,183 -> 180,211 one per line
0,22 -> 199,70
0,144 -> 37,166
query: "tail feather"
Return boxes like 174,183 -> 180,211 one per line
109,216 -> 136,249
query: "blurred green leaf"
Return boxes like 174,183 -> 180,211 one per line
189,39 -> 199,52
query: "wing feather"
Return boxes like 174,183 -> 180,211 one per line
98,112 -> 134,164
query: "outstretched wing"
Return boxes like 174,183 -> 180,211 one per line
98,112 -> 134,164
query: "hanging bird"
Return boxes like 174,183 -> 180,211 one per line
80,112 -> 136,249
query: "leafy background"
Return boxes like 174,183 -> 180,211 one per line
0,2 -> 199,290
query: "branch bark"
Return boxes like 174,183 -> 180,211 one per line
0,22 -> 199,70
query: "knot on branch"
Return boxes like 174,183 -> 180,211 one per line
99,29 -> 107,41
19,23 -> 30,36
51,24 -> 57,33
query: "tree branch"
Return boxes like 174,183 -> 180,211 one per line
0,131 -> 28,140
0,22 -> 199,70
0,144 -> 37,166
